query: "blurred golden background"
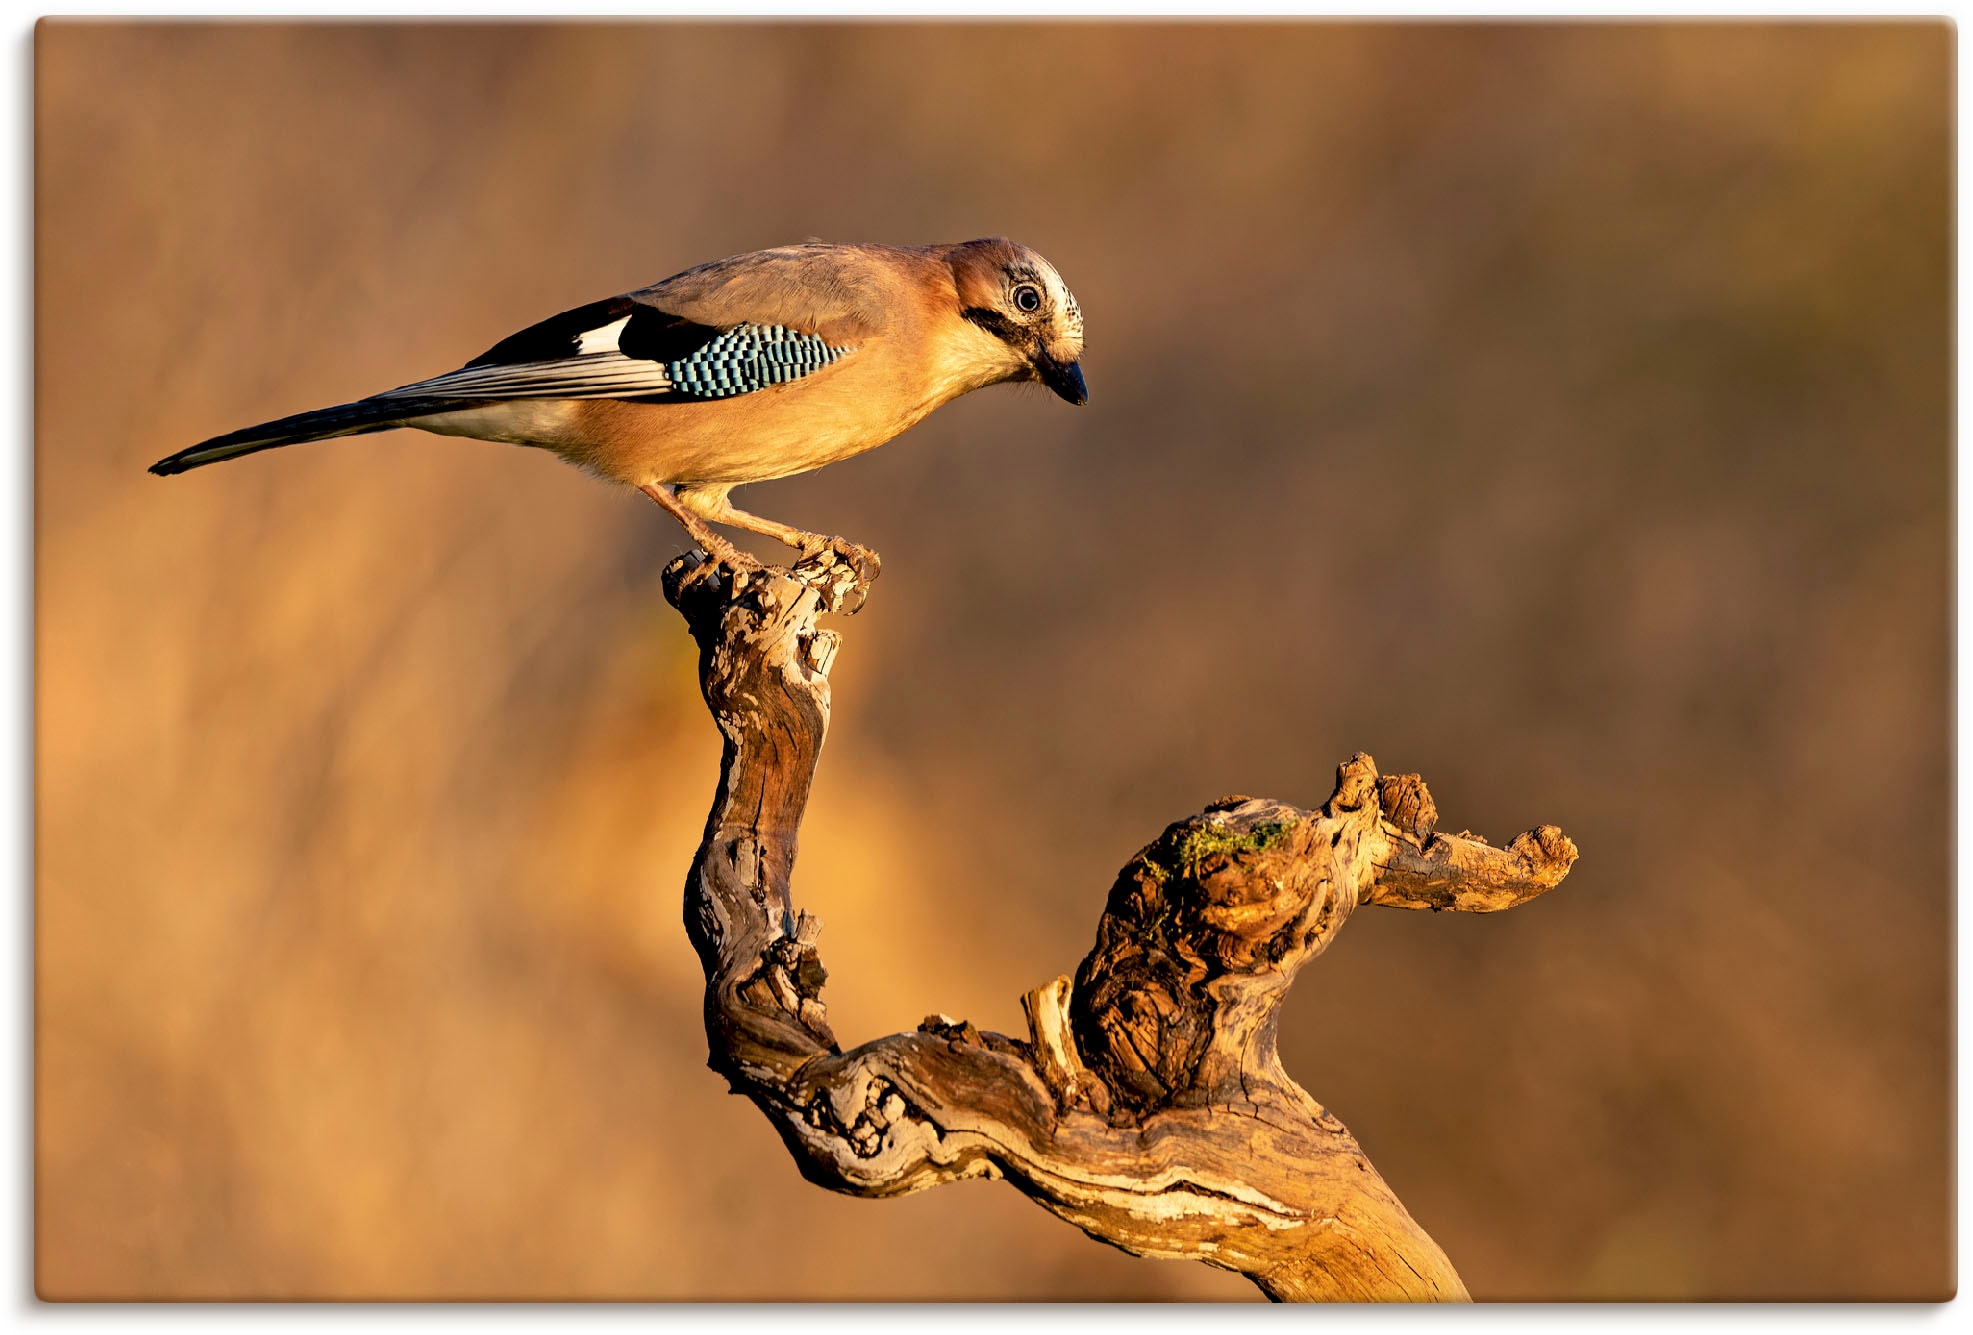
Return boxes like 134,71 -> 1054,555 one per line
35,21 -> 1949,1301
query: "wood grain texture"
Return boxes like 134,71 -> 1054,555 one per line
660,552 -> 1579,1301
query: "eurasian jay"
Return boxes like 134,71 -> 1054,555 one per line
150,238 -> 1087,571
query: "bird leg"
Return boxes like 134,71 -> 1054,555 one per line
637,483 -> 761,573
669,485 -> 882,598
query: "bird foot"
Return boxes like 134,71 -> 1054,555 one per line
660,547 -> 748,611
790,536 -> 882,615
659,531 -> 879,617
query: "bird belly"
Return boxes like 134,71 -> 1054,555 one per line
588,395 -> 923,487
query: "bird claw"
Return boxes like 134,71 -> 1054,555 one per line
660,550 -> 724,608
662,536 -> 878,617
706,540 -> 766,576
661,541 -> 769,611
791,536 -> 882,615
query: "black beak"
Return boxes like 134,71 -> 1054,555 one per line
1036,355 -> 1088,406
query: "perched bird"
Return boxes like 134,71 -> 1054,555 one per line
150,238 -> 1087,574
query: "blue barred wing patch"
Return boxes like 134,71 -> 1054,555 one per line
666,324 -> 852,399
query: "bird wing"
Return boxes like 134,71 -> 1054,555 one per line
388,244 -> 890,405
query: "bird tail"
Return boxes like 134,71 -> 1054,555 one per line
148,397 -> 426,476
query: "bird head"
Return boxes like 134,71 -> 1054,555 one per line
945,238 -> 1087,405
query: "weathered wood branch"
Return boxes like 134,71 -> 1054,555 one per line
660,552 -> 1579,1302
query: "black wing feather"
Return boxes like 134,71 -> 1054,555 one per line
616,307 -> 725,364
466,295 -> 639,366
466,298 -> 726,369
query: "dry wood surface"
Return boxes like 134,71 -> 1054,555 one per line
661,551 -> 1578,1301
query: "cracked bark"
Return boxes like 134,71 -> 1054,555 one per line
660,551 -> 1579,1302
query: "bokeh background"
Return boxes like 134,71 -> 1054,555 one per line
35,21 -> 1950,1301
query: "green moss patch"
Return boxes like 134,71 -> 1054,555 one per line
1169,819 -> 1295,873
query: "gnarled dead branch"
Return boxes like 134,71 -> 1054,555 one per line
660,552 -> 1578,1302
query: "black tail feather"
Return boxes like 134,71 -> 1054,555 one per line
148,397 -> 443,476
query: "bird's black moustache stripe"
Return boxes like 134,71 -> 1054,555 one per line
961,305 -> 1026,346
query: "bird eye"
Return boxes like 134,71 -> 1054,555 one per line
1012,284 -> 1043,314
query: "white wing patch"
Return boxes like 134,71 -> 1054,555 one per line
576,316 -> 630,355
